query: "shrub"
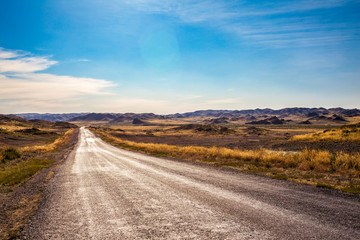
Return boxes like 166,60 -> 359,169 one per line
1,147 -> 21,162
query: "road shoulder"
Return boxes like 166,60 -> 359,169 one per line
0,128 -> 79,239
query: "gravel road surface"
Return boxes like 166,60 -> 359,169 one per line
22,127 -> 360,239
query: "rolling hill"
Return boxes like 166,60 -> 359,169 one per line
13,107 -> 360,125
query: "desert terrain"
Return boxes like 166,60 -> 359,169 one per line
1,107 -> 359,239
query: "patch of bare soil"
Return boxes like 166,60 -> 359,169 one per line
0,132 -> 59,149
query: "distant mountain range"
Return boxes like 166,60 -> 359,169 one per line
15,113 -> 88,122
0,114 -> 77,129
14,107 -> 360,125
167,107 -> 360,118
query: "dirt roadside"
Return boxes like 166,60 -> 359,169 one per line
0,128 -> 79,240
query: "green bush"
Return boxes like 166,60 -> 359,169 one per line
1,147 -> 21,162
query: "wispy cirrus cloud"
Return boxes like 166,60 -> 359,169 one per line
234,0 -> 348,17
75,59 -> 90,62
0,47 -> 115,112
123,0 -> 347,21
122,0 -> 235,23
120,0 -> 357,48
238,29 -> 357,48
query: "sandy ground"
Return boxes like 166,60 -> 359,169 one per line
21,127 -> 360,239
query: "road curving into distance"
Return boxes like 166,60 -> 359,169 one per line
22,127 -> 360,239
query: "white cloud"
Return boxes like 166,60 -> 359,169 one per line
0,73 -> 114,101
0,47 -> 116,113
0,48 -> 25,59
0,48 -> 57,73
0,57 -> 57,73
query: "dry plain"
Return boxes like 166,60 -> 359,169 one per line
1,110 -> 360,239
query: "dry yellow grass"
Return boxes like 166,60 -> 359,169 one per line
21,128 -> 76,152
93,128 -> 360,179
46,170 -> 54,180
292,123 -> 360,142
0,125 -> 28,131
0,124 -> 66,133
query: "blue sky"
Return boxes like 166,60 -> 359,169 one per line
0,0 -> 359,114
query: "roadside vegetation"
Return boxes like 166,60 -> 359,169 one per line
292,123 -> 360,142
20,128 -> 76,152
92,127 -> 360,194
0,159 -> 54,186
1,147 -> 21,163
0,129 -> 75,187
0,115 -> 78,240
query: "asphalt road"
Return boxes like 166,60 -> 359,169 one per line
22,127 -> 360,239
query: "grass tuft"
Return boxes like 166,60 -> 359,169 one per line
1,147 -> 21,163
341,186 -> 360,194
316,182 -> 335,189
272,174 -> 288,180
0,159 -> 54,186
